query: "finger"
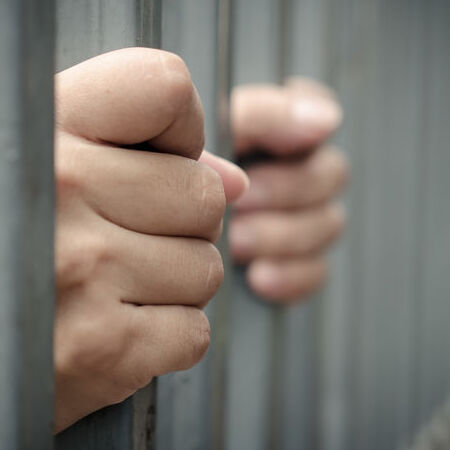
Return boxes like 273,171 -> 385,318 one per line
285,77 -> 338,100
56,47 -> 204,160
199,151 -> 249,203
234,148 -> 349,211
231,84 -> 342,156
58,138 -> 225,240
229,204 -> 345,263
122,305 -> 210,385
247,257 -> 327,303
109,226 -> 223,307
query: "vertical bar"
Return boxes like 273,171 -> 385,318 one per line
416,0 -> 450,433
212,1 -> 234,448
0,0 -> 55,448
337,0 -> 422,447
137,0 -> 162,48
156,1 -> 234,448
279,1 -> 329,448
133,6 -> 162,447
269,1 -> 292,448
225,2 -> 281,449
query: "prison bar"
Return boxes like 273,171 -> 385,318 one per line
0,0 -> 55,448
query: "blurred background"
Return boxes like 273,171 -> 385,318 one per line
159,0 -> 450,449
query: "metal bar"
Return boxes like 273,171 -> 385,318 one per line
225,2 -> 280,449
156,2 -> 223,448
137,0 -> 162,48
277,1 -> 326,448
211,2 -> 235,448
0,0 -> 55,448
416,0 -> 450,435
268,1 -> 292,447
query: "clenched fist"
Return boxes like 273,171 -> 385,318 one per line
230,79 -> 349,303
54,48 -> 248,432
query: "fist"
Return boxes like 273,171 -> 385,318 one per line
229,79 -> 349,303
54,48 -> 247,432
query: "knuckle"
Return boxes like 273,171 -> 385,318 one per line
327,204 -> 347,236
55,136 -> 84,195
326,149 -> 350,188
162,51 -> 190,79
122,48 -> 194,111
194,242 -> 224,306
204,244 -> 224,300
56,162 -> 80,195
195,164 -> 226,234
56,231 -> 111,289
209,219 -> 224,243
158,52 -> 205,154
56,314 -> 127,376
183,310 -> 211,368
268,227 -> 290,253
123,49 -> 198,117
159,51 -> 195,110
303,149 -> 350,204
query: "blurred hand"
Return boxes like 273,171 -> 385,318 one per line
229,79 -> 349,303
54,48 -> 248,432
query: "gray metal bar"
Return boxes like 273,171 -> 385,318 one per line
225,2 -> 281,449
268,1 -> 297,448
416,0 -> 450,433
137,0 -> 162,48
211,2 -> 235,448
0,0 -> 55,448
156,1 -> 234,448
278,1 -> 330,448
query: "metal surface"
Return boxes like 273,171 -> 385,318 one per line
211,3 -> 235,448
225,2 -> 281,449
0,0 -> 55,448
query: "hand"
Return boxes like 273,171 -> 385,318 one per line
229,79 -> 349,303
54,48 -> 248,432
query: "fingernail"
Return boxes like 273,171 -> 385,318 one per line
249,262 -> 280,293
291,97 -> 343,129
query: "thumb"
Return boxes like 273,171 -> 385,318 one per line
199,151 -> 249,204
231,84 -> 342,156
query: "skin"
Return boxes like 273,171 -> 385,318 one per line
229,79 -> 349,303
54,48 -> 248,432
